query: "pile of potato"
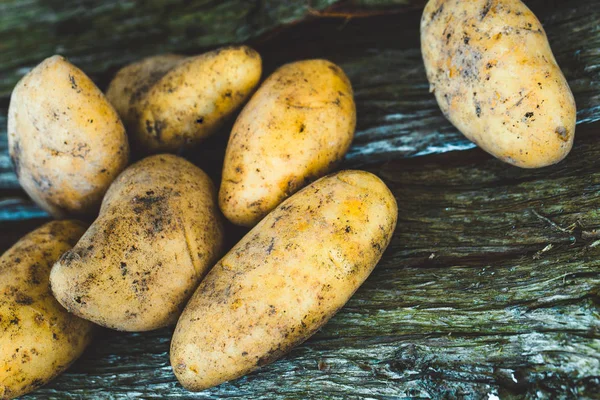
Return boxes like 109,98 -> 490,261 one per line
1,46 -> 397,398
2,0 -> 576,397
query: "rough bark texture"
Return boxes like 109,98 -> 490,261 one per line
1,0 -> 599,193
0,0 -> 421,98
1,0 -> 600,398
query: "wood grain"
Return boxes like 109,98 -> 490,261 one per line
1,0 -> 599,194
16,125 -> 600,399
0,0 -> 422,98
1,0 -> 599,398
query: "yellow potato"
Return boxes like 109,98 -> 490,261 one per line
1,221 -> 94,400
171,170 -> 397,391
8,55 -> 129,218
421,0 -> 576,168
50,155 -> 225,331
106,46 -> 262,153
106,54 -> 185,129
219,59 -> 356,227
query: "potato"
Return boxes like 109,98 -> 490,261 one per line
106,46 -> 262,154
106,54 -> 185,129
421,0 -> 576,168
8,55 -> 129,218
171,170 -> 397,391
50,154 -> 225,331
1,221 -> 94,399
219,59 -> 356,227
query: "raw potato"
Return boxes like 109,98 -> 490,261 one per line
50,155 -> 225,331
106,54 -> 185,129
8,55 -> 129,218
421,0 -> 576,168
171,170 -> 397,391
219,59 -> 356,227
1,221 -> 93,400
106,46 -> 262,153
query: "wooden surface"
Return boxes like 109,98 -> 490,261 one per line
0,0 -> 423,98
1,0 -> 600,398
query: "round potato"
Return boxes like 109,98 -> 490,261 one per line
50,154 -> 225,332
421,0 -> 576,168
107,46 -> 262,154
8,55 -> 129,218
171,170 -> 397,391
1,221 -> 94,400
219,59 -> 356,227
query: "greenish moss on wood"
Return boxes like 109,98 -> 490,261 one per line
2,0 -> 599,192
0,0 -> 599,398
0,0 -> 420,98
11,129 -> 600,399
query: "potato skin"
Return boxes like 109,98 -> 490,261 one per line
171,170 -> 397,391
421,0 -> 576,168
108,46 -> 262,154
8,55 -> 129,218
106,54 -> 185,130
219,59 -> 356,227
50,154 -> 225,331
0,221 -> 93,400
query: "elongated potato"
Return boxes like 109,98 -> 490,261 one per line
219,59 -> 356,227
1,221 -> 93,400
50,155 -> 225,331
171,170 -> 397,391
107,46 -> 262,154
106,54 -> 185,129
421,0 -> 576,168
8,55 -> 129,218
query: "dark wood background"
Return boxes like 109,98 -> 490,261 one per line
1,0 -> 599,398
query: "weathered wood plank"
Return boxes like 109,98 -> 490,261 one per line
0,0 -> 421,98
10,124 -> 600,399
1,0 -> 599,192
1,0 -> 600,398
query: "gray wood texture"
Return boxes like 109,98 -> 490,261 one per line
0,0 -> 599,398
